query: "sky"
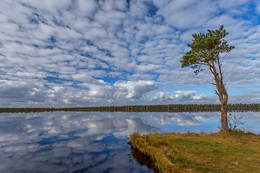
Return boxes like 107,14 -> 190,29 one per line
0,0 -> 259,107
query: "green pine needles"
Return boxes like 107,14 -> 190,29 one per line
181,25 -> 235,75
181,25 -> 235,132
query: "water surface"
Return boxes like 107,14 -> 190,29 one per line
0,111 -> 259,172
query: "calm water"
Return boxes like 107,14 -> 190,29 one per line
0,111 -> 259,173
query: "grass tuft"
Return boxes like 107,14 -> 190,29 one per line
130,131 -> 260,172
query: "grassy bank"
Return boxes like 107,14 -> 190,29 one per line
129,131 -> 260,173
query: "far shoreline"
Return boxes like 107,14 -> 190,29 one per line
0,103 -> 259,113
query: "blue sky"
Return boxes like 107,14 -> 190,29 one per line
0,0 -> 259,107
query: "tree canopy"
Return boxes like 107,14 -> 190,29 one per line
181,25 -> 235,75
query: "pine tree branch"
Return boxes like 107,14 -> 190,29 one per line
215,90 -> 219,96
217,57 -> 223,82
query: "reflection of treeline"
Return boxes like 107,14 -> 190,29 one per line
0,103 -> 259,113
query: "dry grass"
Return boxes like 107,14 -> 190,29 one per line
130,131 -> 260,173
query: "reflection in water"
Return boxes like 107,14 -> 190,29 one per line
0,112 -> 259,172
129,147 -> 159,173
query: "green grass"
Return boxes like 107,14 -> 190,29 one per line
130,131 -> 260,173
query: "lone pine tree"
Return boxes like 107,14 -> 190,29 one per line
181,25 -> 235,132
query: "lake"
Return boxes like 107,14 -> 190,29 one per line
0,111 -> 259,173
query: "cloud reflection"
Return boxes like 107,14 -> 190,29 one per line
0,111 -> 259,172
0,112 -> 159,173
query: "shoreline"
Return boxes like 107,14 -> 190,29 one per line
129,131 -> 260,172
0,103 -> 259,113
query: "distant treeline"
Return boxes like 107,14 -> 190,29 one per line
0,104 -> 259,113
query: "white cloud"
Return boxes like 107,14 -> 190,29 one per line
156,0 -> 218,29
114,80 -> 158,99
175,90 -> 203,101
218,0 -> 250,15
86,81 -> 114,99
76,0 -> 98,18
152,92 -> 174,102
0,0 -> 259,107
257,4 -> 260,15
193,94 -> 207,100
151,91 -> 208,104
21,0 -> 72,16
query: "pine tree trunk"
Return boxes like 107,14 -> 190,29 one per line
215,76 -> 229,132
220,99 -> 229,132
